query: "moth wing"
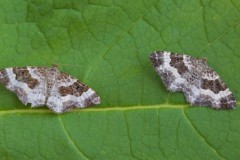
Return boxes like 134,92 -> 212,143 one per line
150,51 -> 188,92
46,72 -> 100,113
191,67 -> 236,109
0,67 -> 47,107
150,51 -> 236,109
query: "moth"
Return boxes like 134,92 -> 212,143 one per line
150,51 -> 236,109
0,64 -> 100,113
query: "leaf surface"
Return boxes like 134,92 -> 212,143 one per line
0,0 -> 240,159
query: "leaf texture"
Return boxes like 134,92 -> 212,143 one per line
0,0 -> 240,159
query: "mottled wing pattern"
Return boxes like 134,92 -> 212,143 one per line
150,51 -> 236,109
46,72 -> 100,113
198,67 -> 236,109
0,67 -> 47,107
150,51 -> 188,92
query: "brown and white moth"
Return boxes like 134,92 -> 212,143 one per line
0,64 -> 100,113
150,51 -> 236,109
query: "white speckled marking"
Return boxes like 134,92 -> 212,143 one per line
0,65 -> 100,113
150,51 -> 236,109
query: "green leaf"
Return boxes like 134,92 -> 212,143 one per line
0,0 -> 240,159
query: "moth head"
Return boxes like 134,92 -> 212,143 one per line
51,64 -> 58,68
48,64 -> 60,74
149,51 -> 164,67
51,64 -> 58,71
194,58 -> 208,72
195,58 -> 207,66
200,57 -> 207,64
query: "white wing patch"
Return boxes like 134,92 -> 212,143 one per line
0,65 -> 100,113
150,51 -> 236,109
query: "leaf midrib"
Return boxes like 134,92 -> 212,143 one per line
0,104 -> 188,115
0,103 -> 239,115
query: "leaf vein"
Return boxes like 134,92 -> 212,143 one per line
58,117 -> 89,160
182,108 -> 225,159
0,104 -> 190,115
200,18 -> 240,54
123,112 -> 139,160
0,103 -> 239,115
